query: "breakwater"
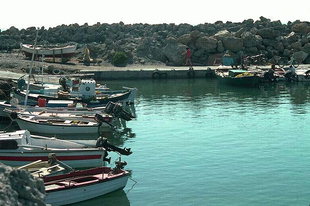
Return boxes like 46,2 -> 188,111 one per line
1,17 -> 309,66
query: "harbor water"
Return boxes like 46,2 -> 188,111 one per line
2,79 -> 310,205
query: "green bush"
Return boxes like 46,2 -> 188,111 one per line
112,52 -> 128,67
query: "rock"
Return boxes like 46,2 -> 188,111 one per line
302,43 -> 310,53
291,41 -> 303,51
163,38 -> 187,65
0,163 -> 46,206
283,49 -> 292,57
285,32 -> 300,43
177,34 -> 191,45
195,36 -> 218,52
213,30 -> 231,39
292,51 -> 309,63
241,32 -> 263,47
222,36 -> 243,52
291,22 -> 310,34
189,30 -> 202,41
257,28 -> 280,39
217,40 -> 225,53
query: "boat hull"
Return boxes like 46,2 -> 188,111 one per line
20,43 -> 77,58
0,149 -> 105,168
218,75 -> 261,87
16,117 -> 100,134
45,174 -> 129,206
12,89 -> 133,107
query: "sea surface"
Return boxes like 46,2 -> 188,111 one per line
2,79 -> 310,206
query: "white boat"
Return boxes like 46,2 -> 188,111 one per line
44,159 -> 129,206
0,130 -> 106,168
20,43 -> 77,58
10,112 -> 112,135
0,100 -> 135,123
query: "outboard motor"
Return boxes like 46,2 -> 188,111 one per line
103,152 -> 111,164
104,101 -> 135,121
96,136 -> 132,155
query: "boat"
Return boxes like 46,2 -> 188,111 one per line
20,43 -> 77,58
8,112 -> 113,135
0,100 -> 135,122
0,130 -> 132,168
11,86 -> 135,107
0,130 -> 107,168
18,153 -> 75,178
44,158 -> 129,206
216,69 -> 262,87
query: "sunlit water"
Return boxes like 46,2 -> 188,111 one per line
2,79 -> 310,206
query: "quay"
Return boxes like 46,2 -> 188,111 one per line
81,66 -> 217,80
80,65 -> 310,81
1,64 -> 310,81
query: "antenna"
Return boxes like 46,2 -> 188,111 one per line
24,29 -> 39,106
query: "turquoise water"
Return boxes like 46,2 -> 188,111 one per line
104,79 -> 310,206
2,79 -> 310,205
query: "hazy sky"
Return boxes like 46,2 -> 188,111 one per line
1,0 -> 309,30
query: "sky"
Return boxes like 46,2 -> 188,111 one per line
1,0 -> 309,30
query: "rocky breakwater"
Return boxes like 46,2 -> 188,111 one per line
0,163 -> 46,206
0,17 -> 309,66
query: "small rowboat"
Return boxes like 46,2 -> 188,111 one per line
11,113 -> 112,135
44,160 -> 129,206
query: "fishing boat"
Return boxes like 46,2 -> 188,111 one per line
216,69 -> 262,87
0,100 -> 135,122
12,86 -> 135,107
8,112 -> 113,135
44,158 -> 129,206
20,43 -> 77,58
0,130 -> 107,168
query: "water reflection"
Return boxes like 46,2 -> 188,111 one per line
70,190 -> 130,206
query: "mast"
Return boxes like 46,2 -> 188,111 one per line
24,29 -> 39,106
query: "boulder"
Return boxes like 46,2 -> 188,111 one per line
221,36 -> 243,52
163,37 -> 188,66
241,32 -> 263,47
302,43 -> 310,53
177,34 -> 191,45
217,40 -> 225,53
290,41 -> 303,51
292,51 -> 309,63
291,22 -> 310,34
257,28 -> 280,39
213,30 -> 231,39
195,36 -> 218,52
0,163 -> 46,206
285,32 -> 300,43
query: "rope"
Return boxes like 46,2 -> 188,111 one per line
126,176 -> 137,194
0,119 -> 13,132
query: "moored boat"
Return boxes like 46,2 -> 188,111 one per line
216,69 -> 262,87
44,159 -> 129,206
0,130 -> 106,168
9,112 -> 112,135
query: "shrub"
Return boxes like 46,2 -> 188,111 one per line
112,52 -> 128,67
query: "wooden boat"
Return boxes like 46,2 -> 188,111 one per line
9,112 -> 113,135
12,78 -> 137,107
0,130 -> 106,168
216,69 -> 262,87
20,43 -> 77,58
12,87 -> 134,107
44,159 -> 129,206
0,100 -> 135,122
